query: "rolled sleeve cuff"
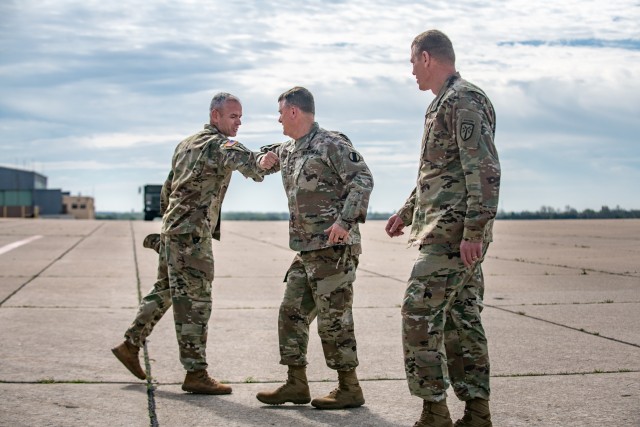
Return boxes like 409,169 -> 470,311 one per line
462,227 -> 485,242
335,216 -> 355,231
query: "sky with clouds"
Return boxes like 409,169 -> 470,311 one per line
1,0 -> 639,214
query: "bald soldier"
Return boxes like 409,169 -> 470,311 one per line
385,31 -> 500,427
111,92 -> 277,394
256,87 -> 374,410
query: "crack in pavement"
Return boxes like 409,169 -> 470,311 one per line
129,221 -> 159,427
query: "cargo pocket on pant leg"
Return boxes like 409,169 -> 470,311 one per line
413,349 -> 447,394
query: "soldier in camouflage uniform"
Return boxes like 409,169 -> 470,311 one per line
111,93 -> 278,394
385,30 -> 500,427
255,87 -> 374,410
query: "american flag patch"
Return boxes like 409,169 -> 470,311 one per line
224,140 -> 238,147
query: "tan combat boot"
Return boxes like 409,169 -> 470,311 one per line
413,399 -> 453,427
111,341 -> 146,380
182,370 -> 232,395
310,368 -> 365,409
256,365 -> 311,405
454,398 -> 492,427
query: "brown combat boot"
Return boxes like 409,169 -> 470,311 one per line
310,368 -> 365,410
111,341 -> 146,380
182,370 -> 232,395
256,365 -> 311,405
413,399 -> 453,427
454,398 -> 492,427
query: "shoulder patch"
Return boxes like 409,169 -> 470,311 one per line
348,151 -> 361,163
457,109 -> 481,149
460,120 -> 475,141
224,139 -> 239,148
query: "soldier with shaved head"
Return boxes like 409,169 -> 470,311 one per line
386,30 -> 501,427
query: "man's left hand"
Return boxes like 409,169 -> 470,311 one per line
324,223 -> 349,244
460,240 -> 483,268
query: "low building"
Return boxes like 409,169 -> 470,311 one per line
0,165 -> 94,219
63,194 -> 95,220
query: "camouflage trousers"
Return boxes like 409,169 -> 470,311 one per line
402,244 -> 490,403
125,233 -> 214,372
278,245 -> 359,370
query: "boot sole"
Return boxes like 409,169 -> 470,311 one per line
256,396 -> 311,405
182,386 -> 232,395
111,348 -> 146,380
311,399 -> 365,410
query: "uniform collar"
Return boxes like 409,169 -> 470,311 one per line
294,122 -> 320,150
428,72 -> 461,112
204,124 -> 222,135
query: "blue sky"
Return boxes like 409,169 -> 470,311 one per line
1,0 -> 639,213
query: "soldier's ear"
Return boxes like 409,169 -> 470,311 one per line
421,51 -> 431,67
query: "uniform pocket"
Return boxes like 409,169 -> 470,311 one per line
415,349 -> 443,368
316,270 -> 355,295
296,157 -> 322,191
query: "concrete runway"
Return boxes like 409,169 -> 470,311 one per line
0,218 -> 638,426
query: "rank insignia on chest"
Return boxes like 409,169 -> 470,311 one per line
224,140 -> 239,148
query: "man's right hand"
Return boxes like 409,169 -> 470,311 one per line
259,151 -> 279,170
142,233 -> 162,254
385,214 -> 405,237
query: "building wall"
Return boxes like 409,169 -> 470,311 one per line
34,189 -> 63,215
63,195 -> 95,220
0,166 -> 91,219
0,166 -> 47,190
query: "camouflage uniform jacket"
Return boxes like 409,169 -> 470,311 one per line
161,124 -> 264,239
260,122 -> 374,252
397,73 -> 500,247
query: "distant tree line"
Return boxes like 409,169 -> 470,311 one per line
496,205 -> 640,220
221,211 -> 289,221
95,205 -> 640,221
220,206 -> 640,220
96,211 -> 144,220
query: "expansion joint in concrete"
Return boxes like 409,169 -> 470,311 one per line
129,221 -> 159,427
0,223 -> 105,307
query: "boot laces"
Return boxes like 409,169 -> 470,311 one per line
196,370 -> 217,385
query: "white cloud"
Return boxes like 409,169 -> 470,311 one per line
73,132 -> 185,149
1,0 -> 639,212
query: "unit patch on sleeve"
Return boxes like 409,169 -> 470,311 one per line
460,120 -> 475,141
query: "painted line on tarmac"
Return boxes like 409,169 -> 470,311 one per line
0,235 -> 43,256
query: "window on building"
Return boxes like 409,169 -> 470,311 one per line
72,204 -> 78,209
80,204 -> 86,209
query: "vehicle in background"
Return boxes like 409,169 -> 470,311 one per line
142,184 -> 162,221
